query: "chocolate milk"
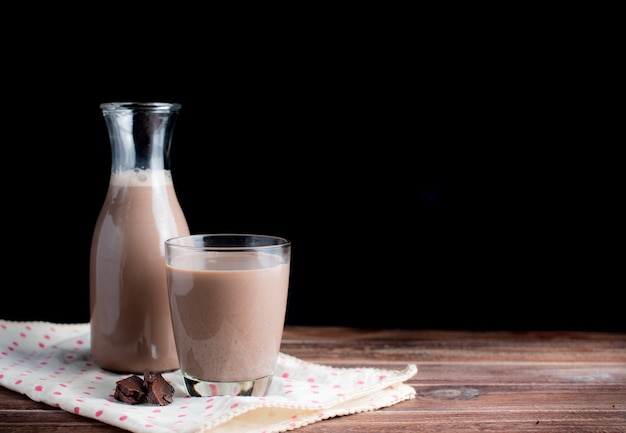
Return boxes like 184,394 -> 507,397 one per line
166,251 -> 290,382
90,169 -> 189,373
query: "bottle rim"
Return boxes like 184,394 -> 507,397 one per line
100,102 -> 181,112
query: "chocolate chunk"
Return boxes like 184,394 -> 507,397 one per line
114,370 -> 175,406
143,369 -> 175,406
114,374 -> 146,404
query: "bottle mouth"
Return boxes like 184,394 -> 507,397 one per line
100,102 -> 182,112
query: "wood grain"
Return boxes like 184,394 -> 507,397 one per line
1,327 -> 625,432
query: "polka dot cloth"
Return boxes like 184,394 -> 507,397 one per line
0,320 -> 417,433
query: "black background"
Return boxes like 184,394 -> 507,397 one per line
1,14 -> 621,332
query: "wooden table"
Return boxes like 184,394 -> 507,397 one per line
1,327 -> 625,432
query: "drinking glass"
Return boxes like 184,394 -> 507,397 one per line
165,234 -> 291,397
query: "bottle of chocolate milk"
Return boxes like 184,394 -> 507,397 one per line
90,102 -> 190,374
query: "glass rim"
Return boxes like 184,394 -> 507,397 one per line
165,233 -> 291,251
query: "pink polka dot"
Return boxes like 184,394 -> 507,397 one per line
38,343 -> 45,348
120,415 -> 128,421
0,374 -> 3,379
44,335 -> 51,340
307,378 -> 315,383
35,385 -> 43,392
20,332 -> 27,338
282,372 -> 289,378
54,392 -> 62,395
379,375 -> 387,380
15,380 -> 22,385
25,326 -> 32,331
230,403 -> 239,409
95,410 -> 103,417
74,407 -> 80,414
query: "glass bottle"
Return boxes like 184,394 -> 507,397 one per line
90,102 -> 190,374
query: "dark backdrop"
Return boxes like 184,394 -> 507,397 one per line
1,20 -> 620,332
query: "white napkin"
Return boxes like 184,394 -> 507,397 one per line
0,320 -> 417,433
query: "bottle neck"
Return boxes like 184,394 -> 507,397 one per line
101,103 -> 180,173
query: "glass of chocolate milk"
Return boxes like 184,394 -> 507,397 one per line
165,234 -> 291,397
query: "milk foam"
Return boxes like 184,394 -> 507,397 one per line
110,169 -> 174,186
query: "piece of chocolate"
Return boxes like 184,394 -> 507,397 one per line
114,374 -> 146,404
143,369 -> 175,406
114,369 -> 175,406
